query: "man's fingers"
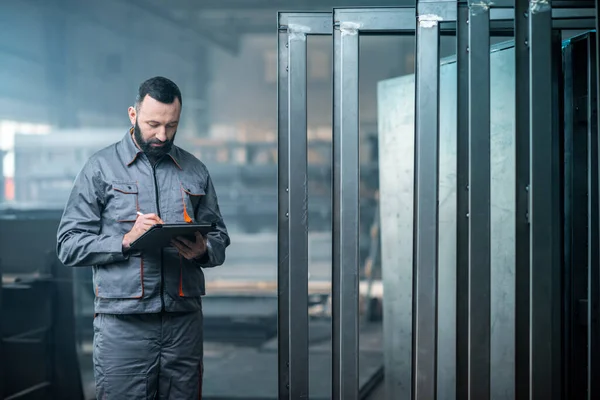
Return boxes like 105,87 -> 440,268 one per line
171,240 -> 194,260
177,236 -> 196,248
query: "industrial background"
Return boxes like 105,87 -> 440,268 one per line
1,0 -> 600,399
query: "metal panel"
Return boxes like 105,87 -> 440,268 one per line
277,12 -> 332,400
588,31 -> 599,399
528,0 -> 561,398
513,0 -> 530,399
455,3 -> 469,400
332,10 -> 360,400
413,3 -> 444,398
378,69 -> 416,400
489,48 -> 517,400
467,1 -> 491,398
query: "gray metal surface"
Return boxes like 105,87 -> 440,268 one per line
277,12 -> 332,400
332,9 -> 360,399
455,4 -> 469,400
514,0 -> 531,398
276,22 -> 290,400
586,32 -> 600,396
413,3 -> 444,398
528,2 -> 562,398
287,18 -> 310,400
468,2 -> 492,398
378,40 -> 518,400
377,57 -> 416,400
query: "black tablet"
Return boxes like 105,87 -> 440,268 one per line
129,223 -> 218,251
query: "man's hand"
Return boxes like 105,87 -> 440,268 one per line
171,232 -> 207,260
122,213 -> 164,250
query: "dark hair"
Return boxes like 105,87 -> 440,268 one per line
135,76 -> 182,110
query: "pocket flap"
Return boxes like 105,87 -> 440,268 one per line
113,181 -> 138,194
181,183 -> 205,197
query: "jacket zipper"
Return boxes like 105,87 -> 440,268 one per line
152,162 -> 165,311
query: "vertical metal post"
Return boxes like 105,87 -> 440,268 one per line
596,7 -> 600,398
551,28 -> 563,400
413,4 -> 442,399
528,0 -> 560,398
278,13 -> 331,399
287,22 -> 310,399
467,1 -> 491,398
588,31 -> 600,399
332,16 -> 360,400
514,1 -> 531,399
276,18 -> 291,400
455,2 -> 470,399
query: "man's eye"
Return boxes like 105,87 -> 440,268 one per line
148,123 -> 159,128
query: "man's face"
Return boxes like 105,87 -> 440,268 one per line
128,95 -> 181,158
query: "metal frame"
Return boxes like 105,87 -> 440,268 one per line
277,12 -> 331,399
277,2 -> 599,400
467,1 -> 492,397
587,30 -> 600,398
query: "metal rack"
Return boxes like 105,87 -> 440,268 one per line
0,254 -> 83,400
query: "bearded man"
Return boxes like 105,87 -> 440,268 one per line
57,76 -> 230,399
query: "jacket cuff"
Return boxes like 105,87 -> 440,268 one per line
110,235 -> 130,262
195,239 -> 213,265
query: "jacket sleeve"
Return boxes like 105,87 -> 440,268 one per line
56,160 -> 129,267
194,172 -> 230,268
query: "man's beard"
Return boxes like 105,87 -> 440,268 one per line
133,121 -> 175,159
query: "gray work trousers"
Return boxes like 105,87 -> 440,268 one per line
93,310 -> 204,400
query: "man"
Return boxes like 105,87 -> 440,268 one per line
56,76 -> 230,399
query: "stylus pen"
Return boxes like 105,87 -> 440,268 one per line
137,211 -> 144,217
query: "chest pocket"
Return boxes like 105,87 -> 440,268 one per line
112,181 -> 139,222
179,182 -> 205,224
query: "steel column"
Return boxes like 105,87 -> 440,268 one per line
528,0 -> 561,397
332,12 -> 360,400
467,1 -> 492,398
287,22 -> 309,399
588,31 -> 600,399
595,0 -> 600,395
455,2 -> 470,399
276,19 -> 291,400
277,13 -> 332,399
413,2 -> 443,398
514,0 -> 531,398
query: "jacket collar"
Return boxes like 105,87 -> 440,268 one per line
119,128 -> 182,170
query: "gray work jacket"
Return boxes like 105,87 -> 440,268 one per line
56,130 -> 230,314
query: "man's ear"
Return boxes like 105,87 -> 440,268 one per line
127,106 -> 137,126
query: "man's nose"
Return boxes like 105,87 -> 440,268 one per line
155,128 -> 167,142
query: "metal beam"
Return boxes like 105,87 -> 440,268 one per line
413,0 -> 451,398
588,30 -> 600,400
286,19 -> 309,400
455,2 -> 470,399
514,0 -> 530,398
332,8 -> 360,399
528,0 -> 562,397
277,12 -> 332,400
276,19 -> 290,400
467,1 -> 492,398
